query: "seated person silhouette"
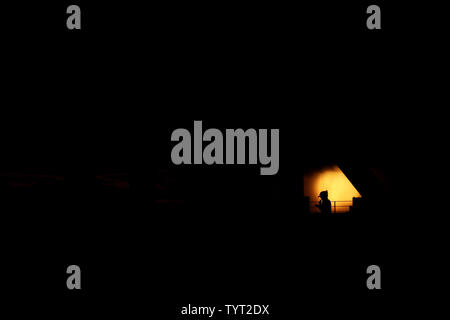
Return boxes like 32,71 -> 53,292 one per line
315,190 -> 332,214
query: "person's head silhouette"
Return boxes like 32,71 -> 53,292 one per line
318,190 -> 329,200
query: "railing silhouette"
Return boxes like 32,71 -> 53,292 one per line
308,200 -> 356,213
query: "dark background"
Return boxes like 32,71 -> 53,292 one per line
1,1 -> 444,318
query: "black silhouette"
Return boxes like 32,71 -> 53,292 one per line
316,190 -> 332,214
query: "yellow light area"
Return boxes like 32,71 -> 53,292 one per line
304,165 -> 361,213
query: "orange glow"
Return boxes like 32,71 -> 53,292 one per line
304,165 -> 361,213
